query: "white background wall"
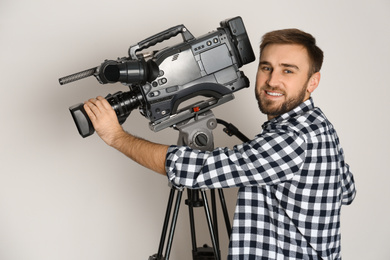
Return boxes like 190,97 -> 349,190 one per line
1,0 -> 389,259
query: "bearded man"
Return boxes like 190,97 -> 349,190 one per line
84,28 -> 356,260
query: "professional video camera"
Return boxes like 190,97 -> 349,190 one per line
60,16 -> 255,138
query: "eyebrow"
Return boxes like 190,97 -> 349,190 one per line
281,63 -> 300,70
259,61 -> 300,70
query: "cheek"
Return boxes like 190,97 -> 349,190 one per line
255,72 -> 266,87
255,76 -> 263,94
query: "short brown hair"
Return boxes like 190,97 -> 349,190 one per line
260,29 -> 324,77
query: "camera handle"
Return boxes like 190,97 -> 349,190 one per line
150,110 -> 249,260
129,24 -> 194,59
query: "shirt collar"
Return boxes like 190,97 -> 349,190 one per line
262,97 -> 315,128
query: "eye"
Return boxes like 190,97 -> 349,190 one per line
261,66 -> 272,72
284,69 -> 293,74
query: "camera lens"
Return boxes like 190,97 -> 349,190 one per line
69,89 -> 142,138
106,90 -> 142,124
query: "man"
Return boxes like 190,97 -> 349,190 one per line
84,28 -> 356,259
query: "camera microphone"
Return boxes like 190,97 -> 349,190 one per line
59,67 -> 97,85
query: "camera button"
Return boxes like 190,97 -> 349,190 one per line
158,78 -> 167,85
149,91 -> 160,97
166,86 -> 179,93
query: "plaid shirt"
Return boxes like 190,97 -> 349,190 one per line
165,98 -> 356,259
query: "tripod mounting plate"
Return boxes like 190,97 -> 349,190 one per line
149,94 -> 234,132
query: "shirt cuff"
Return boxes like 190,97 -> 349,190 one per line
165,145 -> 182,188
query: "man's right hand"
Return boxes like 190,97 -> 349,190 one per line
84,96 -> 124,147
84,96 -> 169,175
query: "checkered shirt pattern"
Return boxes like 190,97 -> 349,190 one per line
165,98 -> 356,259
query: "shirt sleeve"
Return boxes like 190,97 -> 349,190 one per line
340,152 -> 357,205
165,130 -> 307,189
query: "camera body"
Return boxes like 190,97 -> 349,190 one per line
61,17 -> 255,137
139,17 -> 255,125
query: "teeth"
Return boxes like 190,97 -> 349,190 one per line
267,91 -> 283,96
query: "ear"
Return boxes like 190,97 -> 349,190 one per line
307,72 -> 321,94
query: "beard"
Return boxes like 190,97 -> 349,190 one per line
256,83 -> 308,118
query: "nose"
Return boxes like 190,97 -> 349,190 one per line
266,71 -> 281,87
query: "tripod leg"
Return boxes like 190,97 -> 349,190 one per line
218,189 -> 232,237
187,190 -> 198,253
164,188 -> 183,260
201,190 -> 221,260
211,190 -> 220,249
156,188 -> 176,258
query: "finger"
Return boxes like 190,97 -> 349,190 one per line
84,103 -> 97,121
92,96 -> 109,111
97,96 -> 112,110
87,98 -> 98,109
85,100 -> 101,117
97,97 -> 112,110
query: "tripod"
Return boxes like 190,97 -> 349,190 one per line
149,110 -> 249,260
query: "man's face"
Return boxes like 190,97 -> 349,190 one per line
255,44 -> 318,120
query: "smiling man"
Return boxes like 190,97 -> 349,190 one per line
256,35 -> 321,120
84,28 -> 356,259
